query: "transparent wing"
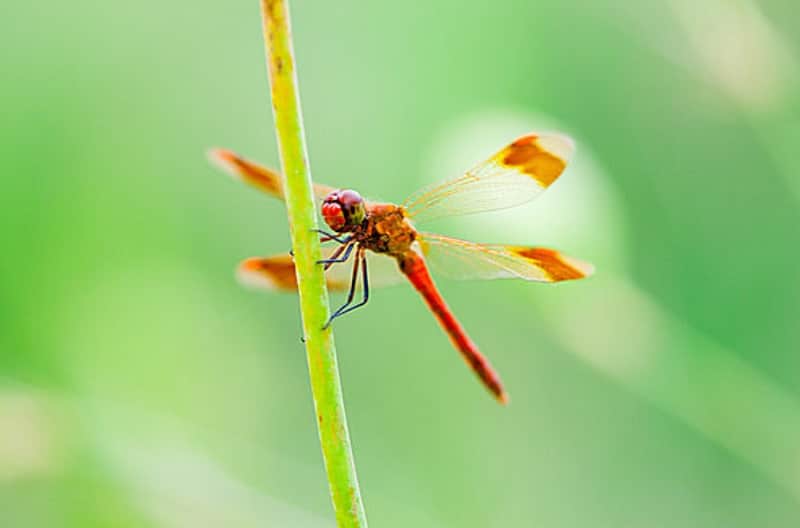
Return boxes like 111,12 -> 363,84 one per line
403,133 -> 574,224
418,233 -> 593,283
209,148 -> 336,202
238,246 -> 405,293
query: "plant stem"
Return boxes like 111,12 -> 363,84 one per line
259,1 -> 368,525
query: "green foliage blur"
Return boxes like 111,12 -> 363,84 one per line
2,1 -> 800,526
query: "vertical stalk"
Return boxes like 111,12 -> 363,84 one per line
260,1 -> 368,525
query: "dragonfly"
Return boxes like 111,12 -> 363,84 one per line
210,133 -> 593,404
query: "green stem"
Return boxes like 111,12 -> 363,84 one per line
259,1 -> 368,526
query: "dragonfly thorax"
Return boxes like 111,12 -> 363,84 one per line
321,189 -> 366,232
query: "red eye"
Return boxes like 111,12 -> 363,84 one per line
321,201 -> 346,231
338,190 -> 363,209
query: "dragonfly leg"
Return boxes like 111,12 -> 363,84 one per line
313,229 -> 350,245
324,248 -> 369,328
323,248 -> 363,329
290,233 -> 350,257
319,235 -> 353,246
318,241 -> 356,270
311,240 -> 345,264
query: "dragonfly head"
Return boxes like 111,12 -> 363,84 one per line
321,189 -> 366,232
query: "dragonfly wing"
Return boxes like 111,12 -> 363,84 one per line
418,233 -> 593,283
238,247 -> 405,293
238,253 -> 348,292
357,251 -> 407,289
209,148 -> 336,202
403,133 -> 574,224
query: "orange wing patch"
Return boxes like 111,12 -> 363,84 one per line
209,148 -> 337,202
238,255 -> 297,290
209,149 -> 283,197
237,255 -> 351,292
509,247 -> 592,281
496,134 -> 571,188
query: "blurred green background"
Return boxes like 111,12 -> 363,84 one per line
3,0 -> 800,526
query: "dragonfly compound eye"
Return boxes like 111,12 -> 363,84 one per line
337,189 -> 366,226
321,199 -> 347,231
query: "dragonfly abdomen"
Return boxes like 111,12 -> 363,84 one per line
399,251 -> 508,404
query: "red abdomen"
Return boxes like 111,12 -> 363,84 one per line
399,251 -> 508,403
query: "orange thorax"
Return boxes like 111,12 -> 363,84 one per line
358,203 -> 416,256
